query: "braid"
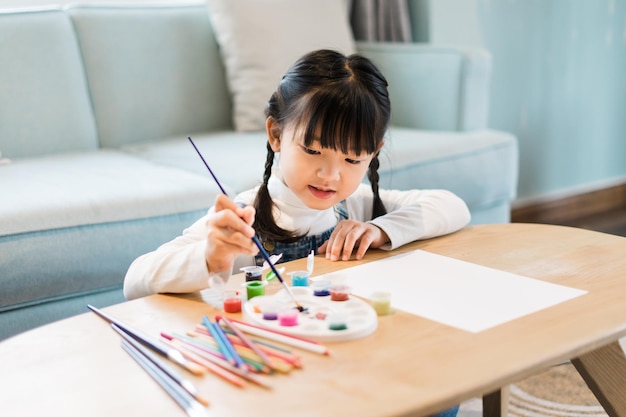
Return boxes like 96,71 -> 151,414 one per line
368,155 -> 387,219
253,142 -> 300,242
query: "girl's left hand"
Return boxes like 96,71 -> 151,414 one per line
318,220 -> 389,261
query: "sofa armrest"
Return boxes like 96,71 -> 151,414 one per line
356,41 -> 492,131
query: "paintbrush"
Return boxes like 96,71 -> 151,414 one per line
87,304 -> 205,375
187,136 -> 306,312
113,324 -> 210,407
121,339 -> 207,417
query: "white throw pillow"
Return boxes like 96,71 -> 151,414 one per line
207,0 -> 356,132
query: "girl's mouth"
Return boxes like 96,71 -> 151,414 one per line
308,185 -> 336,199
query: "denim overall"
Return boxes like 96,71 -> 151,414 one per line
254,200 -> 348,266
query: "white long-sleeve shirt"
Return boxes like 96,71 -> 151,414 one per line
123,174 -> 470,300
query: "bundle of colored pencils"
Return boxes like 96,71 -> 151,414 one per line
160,314 -> 330,389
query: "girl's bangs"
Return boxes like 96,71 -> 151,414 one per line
298,90 -> 383,156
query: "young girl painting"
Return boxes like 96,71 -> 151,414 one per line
124,49 -> 471,301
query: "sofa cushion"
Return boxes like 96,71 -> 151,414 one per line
0,209 -> 206,317
66,4 -> 231,148
357,42 -> 492,132
0,8 -> 98,158
379,127 -> 518,209
0,150 -> 220,237
206,0 -> 356,132
121,131 -> 269,194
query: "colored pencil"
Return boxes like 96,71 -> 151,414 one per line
160,335 -> 247,388
164,335 -> 272,389
224,317 -> 330,355
188,326 -> 302,368
193,325 -> 303,368
216,315 -> 275,373
185,330 -> 293,374
202,315 -> 233,363
167,332 -> 250,367
202,315 -> 246,371
174,331 -> 271,373
187,136 -> 305,312
210,317 -> 248,371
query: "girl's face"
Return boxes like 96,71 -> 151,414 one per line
267,119 -> 382,210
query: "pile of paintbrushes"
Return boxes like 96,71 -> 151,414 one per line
88,305 -> 209,416
87,304 -> 329,417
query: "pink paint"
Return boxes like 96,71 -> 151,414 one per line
278,309 -> 299,326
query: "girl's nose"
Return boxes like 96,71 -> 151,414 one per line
317,161 -> 340,181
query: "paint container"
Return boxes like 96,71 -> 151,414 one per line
278,309 -> 299,326
327,312 -> 348,331
289,270 -> 310,287
222,290 -> 242,313
241,266 -> 263,282
204,275 -> 226,308
369,291 -> 392,316
329,284 -> 350,301
262,303 -> 279,320
311,279 -> 331,296
246,281 -> 265,300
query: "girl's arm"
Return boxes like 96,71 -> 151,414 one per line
123,216 -> 215,300
348,184 -> 471,250
123,194 -> 258,300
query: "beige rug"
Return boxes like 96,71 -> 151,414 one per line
457,338 -> 626,417
458,362 -> 608,417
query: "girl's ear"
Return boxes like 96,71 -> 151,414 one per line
266,117 -> 282,152
376,140 -> 385,154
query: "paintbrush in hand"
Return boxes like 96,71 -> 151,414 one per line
187,136 -> 306,312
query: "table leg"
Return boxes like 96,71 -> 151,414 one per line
482,386 -> 509,417
571,341 -> 626,417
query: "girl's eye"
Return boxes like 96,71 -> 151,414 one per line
345,158 -> 361,165
303,147 -> 320,155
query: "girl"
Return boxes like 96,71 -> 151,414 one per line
124,49 -> 471,301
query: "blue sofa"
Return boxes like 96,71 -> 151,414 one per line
0,3 -> 518,340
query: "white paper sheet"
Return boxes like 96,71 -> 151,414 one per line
317,250 -> 587,333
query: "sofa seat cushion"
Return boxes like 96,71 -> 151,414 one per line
380,127 -> 518,209
120,131 -> 269,194
0,150 -> 219,237
0,208 -> 207,315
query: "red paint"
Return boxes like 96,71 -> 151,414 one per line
330,285 -> 350,301
223,296 -> 242,313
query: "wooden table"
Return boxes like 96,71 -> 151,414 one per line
2,223 -> 626,417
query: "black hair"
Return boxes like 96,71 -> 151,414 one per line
254,49 -> 391,242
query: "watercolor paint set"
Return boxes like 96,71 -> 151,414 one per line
242,285 -> 378,342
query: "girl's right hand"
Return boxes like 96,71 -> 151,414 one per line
204,194 -> 258,273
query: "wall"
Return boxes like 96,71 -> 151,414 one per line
421,0 -> 626,205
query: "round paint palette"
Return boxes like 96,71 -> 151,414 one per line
242,286 -> 378,342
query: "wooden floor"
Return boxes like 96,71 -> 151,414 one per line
512,183 -> 626,238
558,206 -> 626,237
